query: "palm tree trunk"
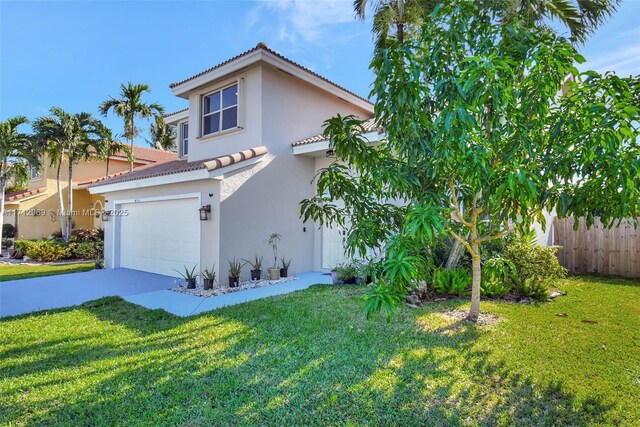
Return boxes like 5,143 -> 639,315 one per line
129,125 -> 134,172
106,156 -> 110,176
56,159 -> 66,240
0,159 -> 7,251
66,159 -> 73,242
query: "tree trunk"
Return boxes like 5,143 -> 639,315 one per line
106,156 -> 110,176
0,159 -> 6,250
66,159 -> 73,242
129,132 -> 134,173
56,159 -> 66,240
446,239 -> 464,269
396,22 -> 404,44
468,242 -> 481,321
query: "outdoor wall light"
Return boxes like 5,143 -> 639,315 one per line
325,149 -> 335,158
101,210 -> 111,222
199,205 -> 211,221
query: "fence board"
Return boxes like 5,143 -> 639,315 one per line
553,216 -> 640,278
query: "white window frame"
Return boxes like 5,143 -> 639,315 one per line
201,82 -> 239,137
180,122 -> 189,158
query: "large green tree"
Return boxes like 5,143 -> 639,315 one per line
0,117 -> 39,243
99,83 -> 164,172
302,0 -> 639,321
33,108 -> 104,242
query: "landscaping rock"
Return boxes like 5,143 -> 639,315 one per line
172,276 -> 297,298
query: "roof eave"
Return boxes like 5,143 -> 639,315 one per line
164,109 -> 189,125
170,50 -> 263,99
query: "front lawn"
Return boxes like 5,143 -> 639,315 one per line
1,275 -> 638,426
0,262 -> 94,282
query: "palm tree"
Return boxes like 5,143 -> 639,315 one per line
0,116 -> 39,243
147,115 -> 177,152
99,83 -> 164,172
33,108 -> 102,242
94,124 -> 129,176
355,0 -> 619,46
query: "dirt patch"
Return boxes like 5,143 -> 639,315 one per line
441,309 -> 502,326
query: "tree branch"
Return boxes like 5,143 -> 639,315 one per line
446,226 -> 473,254
449,180 -> 472,228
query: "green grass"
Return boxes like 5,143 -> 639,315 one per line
1,275 -> 638,426
0,262 -> 94,281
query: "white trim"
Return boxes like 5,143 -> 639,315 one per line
111,193 -> 202,270
171,50 -> 373,113
164,109 -> 189,125
292,131 -> 383,156
88,155 -> 266,194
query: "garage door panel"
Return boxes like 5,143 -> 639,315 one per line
118,198 -> 200,277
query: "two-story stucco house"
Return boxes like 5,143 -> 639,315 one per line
89,43 -> 384,280
4,147 -> 176,239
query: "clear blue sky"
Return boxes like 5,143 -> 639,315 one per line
1,0 -> 638,144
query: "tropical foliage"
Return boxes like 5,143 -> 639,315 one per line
302,0 -> 639,320
33,108 -> 105,242
0,116 -> 39,243
99,82 -> 164,172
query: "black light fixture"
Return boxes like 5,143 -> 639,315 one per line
199,205 -> 211,221
325,149 -> 335,158
101,210 -> 111,222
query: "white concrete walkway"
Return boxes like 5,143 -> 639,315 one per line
124,272 -> 331,316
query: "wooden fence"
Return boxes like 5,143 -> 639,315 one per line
553,216 -> 640,278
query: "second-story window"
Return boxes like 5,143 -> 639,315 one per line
30,157 -> 42,180
180,123 -> 189,157
202,83 -> 238,136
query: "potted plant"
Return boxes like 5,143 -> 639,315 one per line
175,265 -> 199,289
280,257 -> 292,278
202,264 -> 216,290
330,264 -> 340,284
267,233 -> 281,280
336,262 -> 358,284
94,257 -> 104,270
228,258 -> 243,288
352,259 -> 366,285
242,255 -> 263,281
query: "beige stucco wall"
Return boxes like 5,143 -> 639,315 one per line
184,65 -> 263,162
5,154 -> 127,239
100,180 -> 221,280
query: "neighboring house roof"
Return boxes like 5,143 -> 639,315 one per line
170,42 -> 373,107
87,145 -> 177,164
4,187 -> 46,203
88,147 -> 268,188
291,117 -> 380,147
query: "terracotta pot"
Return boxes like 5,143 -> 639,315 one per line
268,268 -> 281,280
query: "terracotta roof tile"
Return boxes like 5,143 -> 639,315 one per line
89,147 -> 268,188
163,108 -> 188,118
170,42 -> 372,106
4,187 -> 46,202
291,117 -> 380,147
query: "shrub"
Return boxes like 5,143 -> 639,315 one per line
24,240 -> 69,262
2,223 -> 16,239
70,228 -> 103,243
503,240 -> 566,283
433,268 -> 471,296
70,241 -> 104,260
13,239 -> 36,254
516,276 -> 551,301
481,256 -> 516,297
336,262 -> 358,283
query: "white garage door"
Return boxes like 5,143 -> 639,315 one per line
118,197 -> 200,277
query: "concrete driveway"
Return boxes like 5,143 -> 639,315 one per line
0,268 -> 175,318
